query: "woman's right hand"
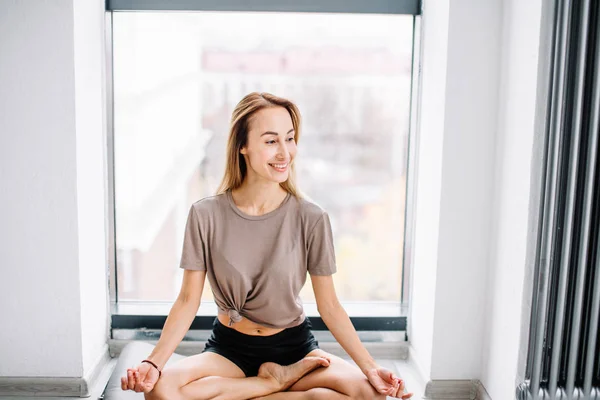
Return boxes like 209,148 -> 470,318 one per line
120,362 -> 160,393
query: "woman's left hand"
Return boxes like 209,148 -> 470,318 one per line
365,366 -> 413,399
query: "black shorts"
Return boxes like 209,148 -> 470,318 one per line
201,317 -> 320,377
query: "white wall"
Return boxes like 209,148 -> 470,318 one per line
73,0 -> 111,373
410,0 -> 545,396
481,0 -> 546,398
407,0 -> 450,381
431,0 -> 502,379
0,0 -> 109,378
409,0 -> 501,381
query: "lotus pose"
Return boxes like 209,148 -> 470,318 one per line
121,92 -> 413,400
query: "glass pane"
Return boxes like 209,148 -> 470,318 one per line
112,11 -> 413,314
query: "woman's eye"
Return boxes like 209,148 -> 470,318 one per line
266,138 -> 294,145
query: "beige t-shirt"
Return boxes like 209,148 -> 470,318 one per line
179,189 -> 337,329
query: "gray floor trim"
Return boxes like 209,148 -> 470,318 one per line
475,380 -> 492,400
0,377 -> 84,398
424,379 -> 491,399
0,345 -> 112,398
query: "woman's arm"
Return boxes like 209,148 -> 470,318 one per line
310,274 -> 377,373
144,269 -> 207,370
311,274 -> 412,398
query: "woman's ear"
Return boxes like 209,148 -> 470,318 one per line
240,146 -> 247,155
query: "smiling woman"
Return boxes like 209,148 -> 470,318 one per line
119,92 -> 413,399
216,93 -> 301,199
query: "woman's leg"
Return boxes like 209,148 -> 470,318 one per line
252,349 -> 386,400
251,387 -> 348,400
145,351 -> 329,400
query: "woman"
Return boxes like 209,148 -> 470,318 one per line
121,92 -> 413,399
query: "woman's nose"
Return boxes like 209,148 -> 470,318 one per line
277,143 -> 289,159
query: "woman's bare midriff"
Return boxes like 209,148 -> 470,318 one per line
217,314 -> 286,336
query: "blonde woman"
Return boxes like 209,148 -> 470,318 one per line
121,92 -> 413,399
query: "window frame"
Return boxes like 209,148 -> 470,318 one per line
106,0 -> 421,14
105,0 -> 422,335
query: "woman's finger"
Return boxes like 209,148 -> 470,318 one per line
381,370 -> 396,384
120,376 -> 127,391
385,383 -> 396,396
394,379 -> 402,393
127,370 -> 135,390
128,370 -> 134,390
133,372 -> 140,392
376,383 -> 389,395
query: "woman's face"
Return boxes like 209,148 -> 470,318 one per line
241,106 -> 297,184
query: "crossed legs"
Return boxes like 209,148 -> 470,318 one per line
143,349 -> 384,400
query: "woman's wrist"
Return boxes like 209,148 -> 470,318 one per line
144,352 -> 168,371
359,359 -> 379,375
141,359 -> 162,378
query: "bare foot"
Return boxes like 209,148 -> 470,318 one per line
257,356 -> 330,391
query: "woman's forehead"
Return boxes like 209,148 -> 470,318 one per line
250,107 -> 293,133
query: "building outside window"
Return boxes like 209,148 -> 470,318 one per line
109,8 -> 418,325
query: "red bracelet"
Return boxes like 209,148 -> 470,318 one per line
141,359 -> 162,378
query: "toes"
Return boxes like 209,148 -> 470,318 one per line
308,356 -> 330,365
305,357 -> 329,368
318,357 -> 330,367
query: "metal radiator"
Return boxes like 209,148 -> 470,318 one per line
516,0 -> 600,399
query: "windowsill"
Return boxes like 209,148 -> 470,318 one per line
110,301 -> 408,332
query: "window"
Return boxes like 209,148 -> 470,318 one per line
108,0 -> 421,330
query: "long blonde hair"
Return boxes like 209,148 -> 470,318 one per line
215,92 -> 303,198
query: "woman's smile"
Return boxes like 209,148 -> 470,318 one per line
268,162 -> 289,172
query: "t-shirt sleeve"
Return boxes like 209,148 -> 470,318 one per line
307,211 -> 337,276
179,205 -> 207,271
